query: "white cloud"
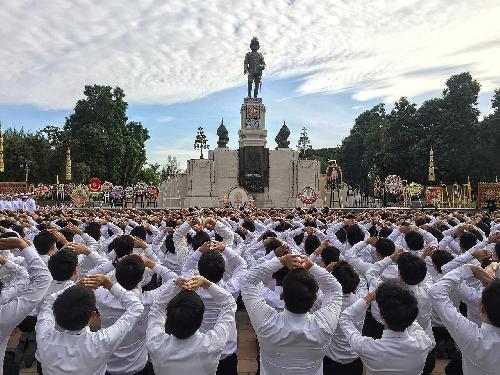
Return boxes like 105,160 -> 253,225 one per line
0,0 -> 499,109
156,116 -> 174,123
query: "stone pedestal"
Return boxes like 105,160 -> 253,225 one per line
184,159 -> 219,207
239,98 -> 267,148
209,148 -> 239,204
269,148 -> 299,207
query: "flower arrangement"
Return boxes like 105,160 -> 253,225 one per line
134,181 -> 148,196
88,178 -> 102,193
101,181 -> 113,193
70,184 -> 89,207
407,182 -> 424,197
297,187 -> 321,205
146,186 -> 159,200
373,175 -> 383,197
384,175 -> 403,195
426,186 -> 442,206
111,186 -> 124,199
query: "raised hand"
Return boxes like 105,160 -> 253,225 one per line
279,254 -> 303,270
390,248 -> 405,262
0,237 -> 29,250
80,274 -> 113,290
185,275 -> 211,290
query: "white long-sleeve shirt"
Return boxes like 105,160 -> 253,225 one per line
146,281 -> 236,374
36,284 -> 144,375
429,266 -> 500,375
95,264 -> 176,375
0,246 -> 52,375
241,257 -> 343,375
340,299 -> 433,375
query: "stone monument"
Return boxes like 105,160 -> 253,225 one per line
160,38 -> 322,209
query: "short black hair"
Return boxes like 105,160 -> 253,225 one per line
335,227 -> 347,244
376,281 -> 418,332
330,261 -> 360,294
293,232 -> 305,246
53,285 -> 96,331
321,246 -> 340,266
405,231 -> 424,251
261,230 -> 277,241
115,255 -> 145,290
282,269 -> 318,314
130,226 -> 147,241
191,231 -> 210,251
431,250 -> 454,274
304,234 -> 321,256
85,222 -> 101,241
166,290 -> 205,339
426,227 -> 444,242
113,235 -> 135,258
375,238 -> 395,257
33,230 -> 57,255
198,250 -> 225,283
346,225 -> 364,246
459,231 -> 477,252
264,238 -> 282,255
495,241 -> 500,260
482,280 -> 500,327
378,226 -> 393,238
242,220 -> 256,232
48,248 -> 78,281
397,253 -> 427,285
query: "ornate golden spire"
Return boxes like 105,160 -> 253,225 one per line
428,147 -> 435,183
65,147 -> 72,182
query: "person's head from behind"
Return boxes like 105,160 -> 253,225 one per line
494,242 -> 500,261
85,222 -> 101,241
115,255 -> 145,290
378,226 -> 393,238
198,250 -> 225,283
346,225 -> 364,246
242,220 -> 256,233
261,230 -> 277,241
459,231 -> 477,252
404,231 -> 424,251
481,280 -> 500,327
113,235 -> 135,258
321,246 -> 340,267
166,290 -> 204,339
33,230 -> 57,256
397,253 -> 427,285
330,261 -> 360,294
376,281 -> 418,332
375,238 -> 395,260
191,230 -> 211,251
48,248 -> 78,281
130,226 -> 147,241
282,269 -> 318,314
53,285 -> 96,331
304,234 -> 321,256
264,237 -> 282,255
431,250 -> 454,274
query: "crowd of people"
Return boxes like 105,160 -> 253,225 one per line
0,205 -> 499,375
0,195 -> 37,212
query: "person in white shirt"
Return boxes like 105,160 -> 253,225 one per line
0,237 -> 52,375
241,253 -> 343,375
36,274 -> 144,375
95,254 -> 176,375
181,239 -> 247,375
340,280 -> 434,374
323,261 -> 365,375
429,264 -> 500,375
146,275 -> 237,374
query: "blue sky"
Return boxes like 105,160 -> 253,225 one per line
1,0 -> 500,168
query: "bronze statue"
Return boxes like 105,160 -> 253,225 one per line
275,122 -> 290,148
217,119 -> 229,148
244,37 -> 266,98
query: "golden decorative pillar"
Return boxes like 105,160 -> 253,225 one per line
428,147 -> 435,184
65,147 -> 72,182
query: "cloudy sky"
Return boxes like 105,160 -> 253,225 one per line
1,0 -> 500,167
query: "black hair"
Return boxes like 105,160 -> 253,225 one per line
346,225 -> 364,246
405,231 -> 424,251
166,290 -> 205,339
264,238 -> 282,255
198,250 -> 225,283
459,231 -> 477,252
321,246 -> 340,266
48,248 -> 78,281
191,231 -> 210,251
375,238 -> 395,257
482,280 -> 500,327
272,266 -> 289,287
431,250 -> 454,273
495,242 -> 500,260
335,227 -> 347,244
242,220 -> 255,232
378,226 -> 393,238
397,253 -> 427,285
293,232 -> 305,246
426,227 -> 444,242
33,230 -> 57,255
53,285 -> 96,331
0,232 -> 19,239
330,261 -> 360,294
476,222 -> 490,237
164,233 -> 176,254
130,226 -> 147,241
113,235 -> 135,258
368,225 -> 378,237
115,255 -> 145,290
282,269 -> 318,314
85,222 -> 101,241
261,230 -> 277,241
304,234 -> 321,256
376,281 -> 418,332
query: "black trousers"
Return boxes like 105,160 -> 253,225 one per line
323,356 -> 363,375
105,361 -> 155,375
362,309 -> 383,339
216,353 -> 238,375
422,348 -> 437,375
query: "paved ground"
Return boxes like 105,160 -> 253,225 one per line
10,310 -> 448,374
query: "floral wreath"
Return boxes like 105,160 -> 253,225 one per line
407,182 -> 424,197
111,186 -> 124,199
384,175 -> 403,195
146,186 -> 159,200
71,184 -> 89,207
426,186 -> 442,205
297,187 -> 321,205
134,181 -> 148,196
373,176 -> 383,197
101,181 -> 114,193
88,177 -> 102,193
